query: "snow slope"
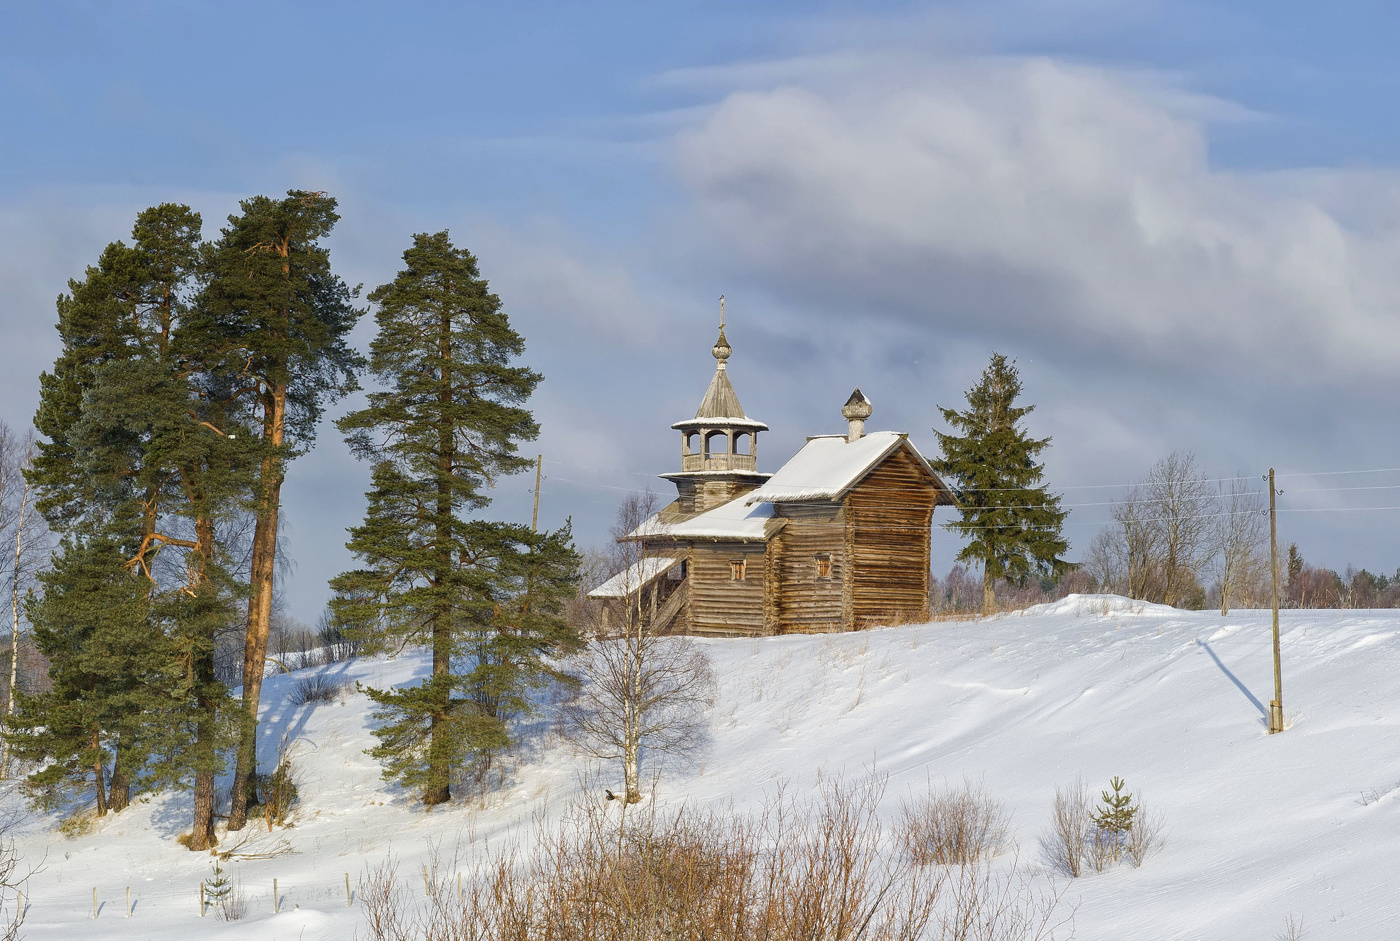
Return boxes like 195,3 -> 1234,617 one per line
8,595 -> 1400,940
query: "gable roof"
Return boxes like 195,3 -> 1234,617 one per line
743,431 -> 954,505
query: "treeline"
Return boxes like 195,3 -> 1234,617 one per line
3,196 -> 580,849
932,450 -> 1399,613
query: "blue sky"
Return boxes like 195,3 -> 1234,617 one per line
5,1 -> 1400,623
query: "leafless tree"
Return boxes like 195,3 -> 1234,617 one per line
1090,453 -> 1216,607
0,425 -> 51,777
560,492 -> 715,804
1213,475 -> 1267,614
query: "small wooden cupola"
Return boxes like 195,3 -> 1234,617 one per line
661,300 -> 771,514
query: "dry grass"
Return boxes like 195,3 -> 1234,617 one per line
357,775 -> 1072,941
900,778 -> 1013,867
1275,913 -> 1305,941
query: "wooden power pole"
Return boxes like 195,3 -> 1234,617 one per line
531,454 -> 543,533
1268,467 -> 1284,733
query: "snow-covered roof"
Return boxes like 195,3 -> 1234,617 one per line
587,556 -> 682,598
743,431 -> 947,504
635,498 -> 781,542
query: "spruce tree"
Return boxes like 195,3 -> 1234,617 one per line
331,231 -> 577,805
196,191 -> 362,830
933,353 -> 1068,615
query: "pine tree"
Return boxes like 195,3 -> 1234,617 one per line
331,231 -> 576,805
1091,776 -> 1138,862
4,536 -> 184,816
196,191 -> 362,830
29,203 -> 244,848
932,353 -> 1068,615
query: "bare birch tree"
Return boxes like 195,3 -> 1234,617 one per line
561,492 -> 714,803
1091,452 -> 1216,607
0,426 -> 50,777
1214,475 -> 1267,614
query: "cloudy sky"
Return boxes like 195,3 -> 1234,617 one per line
5,0 -> 1400,624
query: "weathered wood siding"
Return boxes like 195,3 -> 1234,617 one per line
675,478 -> 764,515
687,543 -> 767,636
772,502 -> 847,633
845,448 -> 935,628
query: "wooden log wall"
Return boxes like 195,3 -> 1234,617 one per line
845,448 -> 936,628
687,543 -> 767,636
772,502 -> 847,633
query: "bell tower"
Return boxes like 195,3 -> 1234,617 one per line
662,297 -> 770,514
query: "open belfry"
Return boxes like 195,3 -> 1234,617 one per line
591,301 -> 956,635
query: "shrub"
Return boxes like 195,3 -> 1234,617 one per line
1043,776 -> 1091,878
1044,776 -> 1163,877
249,736 -> 300,830
359,775 -> 1074,941
291,673 -> 346,706
899,777 -> 1012,866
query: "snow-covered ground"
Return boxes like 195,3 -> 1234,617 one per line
8,595 -> 1400,940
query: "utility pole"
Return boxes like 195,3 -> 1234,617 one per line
531,454 -> 543,533
1267,467 -> 1284,734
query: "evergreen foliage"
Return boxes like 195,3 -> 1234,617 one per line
4,536 -> 189,815
932,353 -> 1069,615
331,231 -> 578,805
1091,775 -> 1138,861
196,190 -> 362,830
26,203 -> 245,848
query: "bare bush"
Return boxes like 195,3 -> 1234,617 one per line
1124,802 -> 1166,868
357,775 -> 1073,941
1042,777 -> 1091,878
291,672 -> 347,705
900,777 -> 1012,866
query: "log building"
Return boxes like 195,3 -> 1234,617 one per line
590,322 -> 955,636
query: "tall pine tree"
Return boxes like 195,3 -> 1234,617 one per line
933,353 -> 1068,615
196,191 -> 362,830
29,203 -> 245,849
331,231 -> 577,805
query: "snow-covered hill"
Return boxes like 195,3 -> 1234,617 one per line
8,595 -> 1400,940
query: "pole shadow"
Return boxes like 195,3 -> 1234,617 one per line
1197,640 -> 1267,718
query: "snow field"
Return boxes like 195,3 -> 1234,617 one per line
6,594 -> 1400,940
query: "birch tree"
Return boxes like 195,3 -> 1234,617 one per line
0,427 -> 49,776
561,493 -> 714,803
1214,476 -> 1267,614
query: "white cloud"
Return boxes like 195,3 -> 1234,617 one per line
673,55 -> 1400,382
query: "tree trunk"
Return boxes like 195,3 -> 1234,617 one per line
423,632 -> 452,807
229,386 -> 286,831
3,461 -> 31,775
92,731 -> 108,818
420,307 -> 454,809
108,736 -> 131,813
981,569 -> 995,617
187,512 -> 220,852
